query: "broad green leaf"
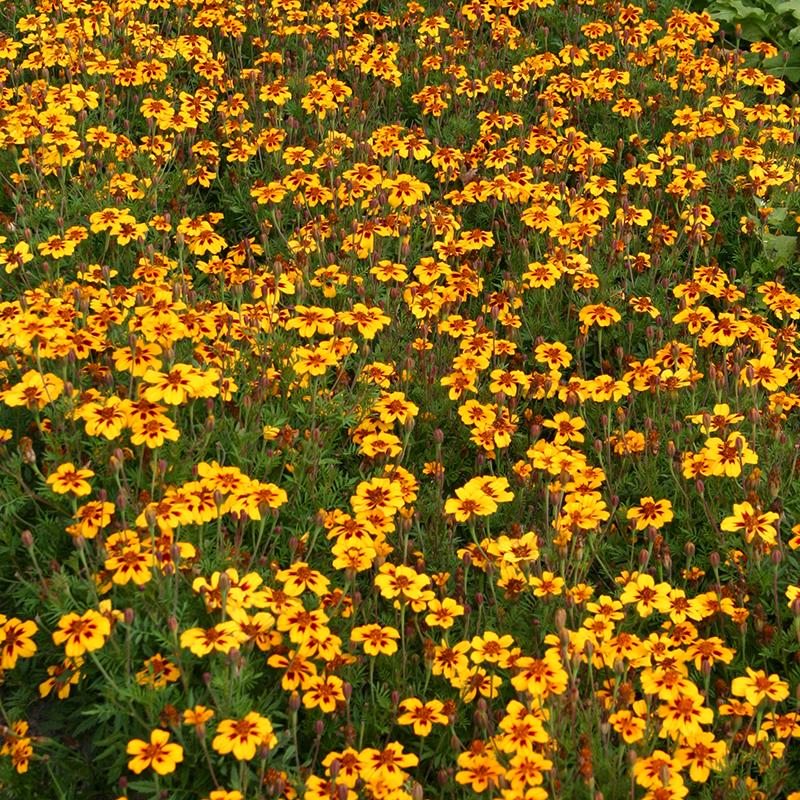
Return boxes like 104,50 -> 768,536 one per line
725,0 -> 769,15
768,207 -> 788,225
772,0 -> 800,14
762,234 -> 798,266
737,18 -> 773,41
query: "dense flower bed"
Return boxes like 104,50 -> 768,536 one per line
0,0 -> 799,798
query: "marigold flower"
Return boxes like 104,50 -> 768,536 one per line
675,731 -> 727,782
424,597 -> 464,629
445,482 -> 497,521
658,684 -> 714,739
626,497 -> 673,530
731,667 -> 789,706
52,610 -> 111,657
361,742 -> 419,789
180,621 -> 248,657
302,674 -> 346,713
135,654 -> 181,688
126,729 -> 184,775
720,501 -> 778,545
39,656 -> 83,699
351,623 -> 400,656
212,712 -> 277,760
397,698 -> 448,736
0,618 -> 38,670
46,462 -> 95,496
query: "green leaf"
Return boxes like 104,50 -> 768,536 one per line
772,0 -> 800,14
126,779 -> 158,794
768,207 -> 788,225
762,234 -> 797,266
729,2 -> 768,17
762,50 -> 800,79
764,0 -> 797,14
737,17 -> 773,41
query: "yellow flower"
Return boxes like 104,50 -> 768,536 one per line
1,618 -> 38,669
302,674 -> 346,713
529,571 -> 564,598
424,598 -> 464,629
3,370 -> 65,410
542,412 -> 585,444
46,462 -> 95,496
608,709 -> 646,743
675,731 -> 727,782
720,501 -> 779,545
212,712 -> 277,760
351,624 -> 400,656
52,610 -> 111,657
626,497 -> 674,530
382,173 -> 430,207
179,622 -> 248,657
731,668 -> 789,706
445,481 -> 497,522
397,698 -> 448,736
126,729 -> 184,775
619,573 -> 671,617
657,684 -> 714,739
135,654 -> 181,688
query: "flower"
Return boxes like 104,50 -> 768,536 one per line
542,412 -> 585,444
1,720 -> 33,774
52,610 -> 111,656
212,713 -> 277,760
731,668 -> 789,706
351,624 -> 400,656
1,618 -> 38,670
444,480 -> 498,521
361,742 -> 419,789
675,731 -> 727,782
126,729 -> 184,775
720,501 -> 779,545
275,561 -> 330,596
620,573 -> 671,617
424,597 -> 465,629
301,674 -> 346,713
529,571 -> 565,598
626,497 -> 674,530
105,545 -> 155,585
374,564 -> 430,603
702,433 -> 758,477
179,622 -> 248,657
350,477 -> 405,516
578,303 -> 621,329
136,654 -> 181,688
39,656 -> 83,699
183,705 -> 215,735
608,709 -> 646,743
455,750 -> 503,793
397,698 -> 448,736
657,684 -> 714,738
76,396 -> 132,439
46,463 -> 94,496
